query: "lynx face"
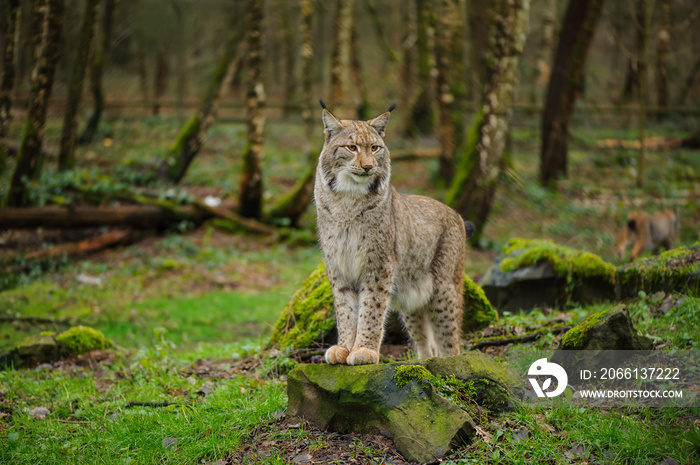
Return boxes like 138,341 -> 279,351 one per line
318,111 -> 391,197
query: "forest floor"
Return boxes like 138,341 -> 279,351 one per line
1,114 -> 699,464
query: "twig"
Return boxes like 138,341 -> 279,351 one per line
123,401 -> 172,408
470,325 -> 572,349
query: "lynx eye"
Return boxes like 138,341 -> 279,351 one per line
371,145 -> 381,152
345,145 -> 358,152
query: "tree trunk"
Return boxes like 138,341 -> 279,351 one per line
238,0 -> 265,220
3,0 -> 63,208
680,56 -> 700,105
539,0 -> 604,188
58,0 -> 98,171
330,0 -> 353,114
435,0 -> 459,182
79,0 -> 115,144
619,0 -> 644,103
535,0 -> 556,95
281,0 -> 296,118
399,0 -> 416,116
169,0 -> 186,121
349,18 -> 368,120
655,0 -> 670,112
446,0 -> 530,247
0,0 -> 19,176
404,0 -> 435,136
466,0 -> 488,103
158,31 -> 245,183
636,0 -> 652,188
152,47 -> 168,116
266,0 -> 315,226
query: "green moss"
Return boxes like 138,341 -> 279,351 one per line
393,365 -> 477,411
499,238 -> 615,283
55,325 -> 112,357
267,263 -> 335,350
463,275 -> 498,331
615,243 -> 700,298
559,309 -> 608,349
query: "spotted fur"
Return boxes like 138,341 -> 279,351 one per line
315,104 -> 468,365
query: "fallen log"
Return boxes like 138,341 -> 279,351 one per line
24,229 -> 133,260
0,203 -> 274,235
0,205 -> 197,229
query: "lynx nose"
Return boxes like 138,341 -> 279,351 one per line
362,164 -> 373,172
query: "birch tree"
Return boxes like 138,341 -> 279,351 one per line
238,0 -> 265,220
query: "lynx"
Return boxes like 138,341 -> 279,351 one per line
617,209 -> 679,262
314,101 -> 472,366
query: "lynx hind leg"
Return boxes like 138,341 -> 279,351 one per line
428,282 -> 463,357
402,309 -> 438,359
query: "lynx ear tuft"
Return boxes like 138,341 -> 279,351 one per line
387,103 -> 397,113
319,98 -> 327,110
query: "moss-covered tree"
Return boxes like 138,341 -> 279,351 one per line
0,0 -> 20,176
58,0 -> 99,171
539,0 -> 604,187
79,0 -> 115,144
446,0 -> 529,247
3,0 -> 64,207
158,22 -> 245,183
238,0 -> 265,220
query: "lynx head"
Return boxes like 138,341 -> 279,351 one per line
318,100 -> 396,197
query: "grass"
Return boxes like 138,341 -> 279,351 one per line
1,116 -> 700,463
1,342 -> 287,464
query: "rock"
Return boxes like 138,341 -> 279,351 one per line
54,325 -> 113,357
268,263 -> 498,351
615,243 -> 700,300
286,352 -> 520,462
552,304 -> 653,380
0,326 -> 112,369
481,238 -> 616,312
28,406 -> 51,419
0,334 -> 59,369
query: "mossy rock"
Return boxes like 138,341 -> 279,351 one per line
552,304 -> 653,381
267,263 -> 498,351
55,325 -> 113,357
615,243 -> 700,300
0,326 -> 112,369
481,238 -> 616,312
287,352 -> 520,462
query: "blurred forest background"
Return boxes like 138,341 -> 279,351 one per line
0,0 -> 699,286
1,2 -> 700,462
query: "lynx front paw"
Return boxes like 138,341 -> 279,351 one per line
347,347 -> 379,365
325,345 -> 350,364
